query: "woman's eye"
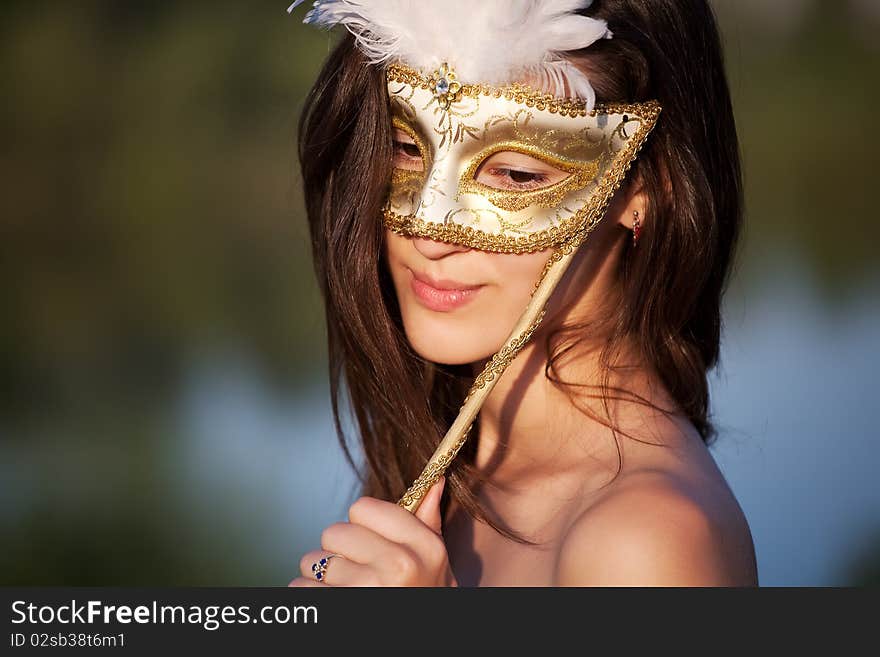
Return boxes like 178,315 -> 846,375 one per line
492,168 -> 550,187
474,151 -> 568,191
392,128 -> 423,171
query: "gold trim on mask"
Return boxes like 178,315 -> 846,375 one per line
457,141 -> 602,213
391,116 -> 430,173
390,116 -> 432,202
388,62 -> 599,118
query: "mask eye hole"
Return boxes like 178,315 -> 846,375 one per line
474,151 -> 569,191
392,126 -> 425,171
459,144 -> 601,213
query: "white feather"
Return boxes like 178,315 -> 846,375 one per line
288,0 -> 611,107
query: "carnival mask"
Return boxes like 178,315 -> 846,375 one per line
383,63 -> 661,254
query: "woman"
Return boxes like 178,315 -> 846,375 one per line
288,0 -> 759,586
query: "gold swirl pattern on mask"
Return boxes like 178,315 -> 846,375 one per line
390,168 -> 425,194
429,95 -> 481,151
389,81 -> 418,120
480,107 -> 605,157
391,71 -> 482,152
389,172 -> 424,214
442,207 -> 534,234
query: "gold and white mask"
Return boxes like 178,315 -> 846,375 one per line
383,63 -> 661,254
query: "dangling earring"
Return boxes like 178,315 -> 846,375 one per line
632,210 -> 642,248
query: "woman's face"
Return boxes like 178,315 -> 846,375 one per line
381,70 -> 644,367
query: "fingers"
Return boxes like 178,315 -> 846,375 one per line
320,521 -> 399,565
413,476 -> 445,535
288,576 -> 324,588
292,491 -> 454,587
298,551 -> 377,587
299,550 -> 336,581
347,496 -> 444,557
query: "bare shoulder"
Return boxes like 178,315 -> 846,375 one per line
554,469 -> 758,586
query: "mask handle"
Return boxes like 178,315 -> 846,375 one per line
396,231 -> 582,513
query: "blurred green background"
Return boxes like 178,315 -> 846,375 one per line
1,1 -> 878,586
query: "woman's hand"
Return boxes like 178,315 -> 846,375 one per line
288,476 -> 457,587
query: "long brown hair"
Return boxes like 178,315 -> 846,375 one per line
297,0 -> 743,541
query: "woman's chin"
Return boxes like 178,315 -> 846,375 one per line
411,344 -> 494,366
404,328 -> 500,366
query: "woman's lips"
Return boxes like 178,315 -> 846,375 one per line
408,268 -> 485,312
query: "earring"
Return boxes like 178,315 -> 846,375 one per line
632,210 -> 642,247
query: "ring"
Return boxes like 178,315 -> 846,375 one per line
311,555 -> 337,582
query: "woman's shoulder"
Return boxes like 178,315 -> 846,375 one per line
553,465 -> 758,586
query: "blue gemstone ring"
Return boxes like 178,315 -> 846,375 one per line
311,555 -> 337,582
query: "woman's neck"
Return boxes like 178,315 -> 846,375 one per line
464,223 -> 680,489
469,334 -> 641,488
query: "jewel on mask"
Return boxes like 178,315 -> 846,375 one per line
428,63 -> 462,111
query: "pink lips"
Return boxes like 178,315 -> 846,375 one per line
408,268 -> 484,312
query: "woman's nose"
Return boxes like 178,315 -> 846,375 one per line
411,236 -> 471,260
